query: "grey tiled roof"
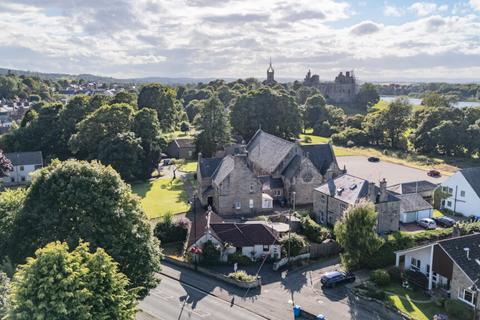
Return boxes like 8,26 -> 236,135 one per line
5,151 -> 43,166
461,167 -> 480,198
210,223 -> 279,247
282,154 -> 301,179
246,130 -> 294,174
301,144 -> 336,175
315,174 -> 370,205
212,155 -> 234,185
388,180 -> 438,195
198,157 -> 222,178
438,233 -> 480,283
175,138 -> 195,148
397,193 -> 433,212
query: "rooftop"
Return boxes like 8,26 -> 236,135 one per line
5,151 -> 43,166
438,233 -> 480,283
397,193 -> 433,212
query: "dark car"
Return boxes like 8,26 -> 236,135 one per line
320,271 -> 355,288
368,156 -> 380,162
427,170 -> 441,177
434,216 -> 456,227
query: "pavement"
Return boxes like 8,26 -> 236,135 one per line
138,259 -> 401,320
337,156 -> 448,186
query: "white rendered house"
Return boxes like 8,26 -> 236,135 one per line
439,168 -> 480,217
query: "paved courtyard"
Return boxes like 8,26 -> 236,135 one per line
337,156 -> 448,186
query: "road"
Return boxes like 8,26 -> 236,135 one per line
137,261 -> 400,320
137,275 -> 267,320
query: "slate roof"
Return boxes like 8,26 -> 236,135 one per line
282,154 -> 302,179
246,129 -> 294,174
259,176 -> 284,190
5,151 -> 43,166
315,174 -> 399,205
175,138 -> 195,148
187,209 -> 223,247
212,155 -> 235,185
301,144 -> 336,175
210,223 -> 279,247
388,180 -> 438,195
198,157 -> 222,178
397,193 -> 433,213
460,167 -> 480,198
438,233 -> 480,283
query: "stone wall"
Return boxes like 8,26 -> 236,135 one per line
290,158 -> 324,205
450,262 -> 478,309
375,201 -> 400,233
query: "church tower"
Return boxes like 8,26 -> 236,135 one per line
264,58 -> 277,85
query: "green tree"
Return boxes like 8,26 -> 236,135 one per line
138,84 -> 179,132
363,111 -> 384,145
185,99 -> 204,123
231,87 -> 302,140
112,91 -> 137,106
7,241 -> 137,320
0,77 -> 21,99
381,98 -> 411,148
0,271 -> 8,318
8,160 -> 161,295
355,83 -> 380,110
334,201 -> 382,269
421,92 -> 452,108
0,189 -> 26,258
303,94 -> 327,129
279,233 -> 306,257
195,96 -> 232,157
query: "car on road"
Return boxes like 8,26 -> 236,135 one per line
320,271 -> 355,288
433,216 -> 456,227
427,170 -> 441,177
417,218 -> 437,230
367,156 -> 380,162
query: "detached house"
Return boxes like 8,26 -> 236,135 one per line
166,138 -> 195,159
3,151 -> 43,186
197,130 -> 340,217
395,233 -> 480,310
439,167 -> 480,218
313,175 -> 400,233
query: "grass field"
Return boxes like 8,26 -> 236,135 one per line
177,160 -> 198,173
132,178 -> 190,219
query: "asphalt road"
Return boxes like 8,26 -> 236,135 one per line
337,156 -> 448,186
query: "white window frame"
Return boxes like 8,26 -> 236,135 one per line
263,245 -> 269,252
460,190 -> 466,197
249,184 -> 254,193
410,257 -> 421,271
235,201 -> 241,210
458,288 -> 475,306
447,201 -> 452,208
249,199 -> 254,209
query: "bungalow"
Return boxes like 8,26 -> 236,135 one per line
397,193 -> 433,224
439,167 -> 480,217
388,180 -> 438,203
187,208 -> 281,261
166,138 -> 195,159
395,233 -> 480,309
3,151 -> 43,186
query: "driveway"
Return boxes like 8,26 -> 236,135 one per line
337,156 -> 448,186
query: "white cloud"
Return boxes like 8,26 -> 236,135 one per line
409,2 -> 448,17
383,4 -> 404,17
470,0 -> 480,11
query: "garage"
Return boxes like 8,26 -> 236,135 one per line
397,194 -> 433,224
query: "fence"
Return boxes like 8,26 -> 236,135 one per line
309,240 -> 341,259
273,253 -> 311,271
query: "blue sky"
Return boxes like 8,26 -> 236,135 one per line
0,0 -> 479,82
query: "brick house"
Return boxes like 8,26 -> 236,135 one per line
395,233 -> 480,311
313,174 -> 400,233
196,129 -> 341,217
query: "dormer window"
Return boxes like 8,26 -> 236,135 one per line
250,183 -> 254,193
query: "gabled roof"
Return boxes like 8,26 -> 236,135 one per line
175,138 -> 195,148
460,167 -> 480,198
187,210 -> 223,247
198,157 -> 222,178
315,174 -> 370,205
282,154 -> 302,179
397,193 -> 433,212
246,129 -> 294,174
388,180 -> 438,195
212,155 -> 235,185
438,233 -> 480,283
210,223 -> 279,247
301,144 -> 336,175
5,151 -> 43,166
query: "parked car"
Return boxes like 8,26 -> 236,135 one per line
320,271 -> 355,288
427,170 -> 441,177
417,218 -> 437,230
368,156 -> 380,162
163,158 -> 175,166
433,216 -> 456,227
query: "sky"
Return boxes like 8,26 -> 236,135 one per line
1,0 -> 480,82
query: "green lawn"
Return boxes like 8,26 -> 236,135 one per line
385,284 -> 446,320
132,178 -> 190,219
177,160 -> 198,173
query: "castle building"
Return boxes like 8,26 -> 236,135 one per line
304,70 -> 358,104
263,59 -> 277,86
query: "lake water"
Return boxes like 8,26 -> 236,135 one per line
380,96 -> 480,108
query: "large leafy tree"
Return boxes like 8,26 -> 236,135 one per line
0,271 -> 8,318
334,201 -> 383,270
112,91 -> 137,106
231,87 -> 302,140
195,96 -> 232,157
355,83 -> 379,110
421,92 -> 453,108
0,189 -> 26,259
302,94 -> 327,129
380,97 -> 412,148
8,160 -> 161,295
6,241 -> 137,320
138,84 -> 180,132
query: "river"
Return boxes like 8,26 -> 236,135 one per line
380,96 -> 480,108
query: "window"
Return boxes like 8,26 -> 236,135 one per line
426,264 -> 430,278
10,177 -> 14,182
442,186 -> 448,192
461,190 -> 466,197
21,176 -> 26,182
459,288 -> 475,305
410,257 -> 421,271
274,190 -> 281,196
249,199 -> 254,209
263,245 -> 269,252
447,201 -> 452,207
235,201 -> 241,210
19,166 -> 24,171
448,187 -> 453,194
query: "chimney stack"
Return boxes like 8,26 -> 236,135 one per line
379,178 -> 388,202
368,182 -> 376,203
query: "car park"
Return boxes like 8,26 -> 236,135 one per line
433,216 -> 456,227
367,156 -> 380,162
417,218 -> 437,230
320,271 -> 355,288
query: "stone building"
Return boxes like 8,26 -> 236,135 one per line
263,59 -> 277,86
303,70 -> 358,104
197,129 -> 341,217
313,174 -> 400,233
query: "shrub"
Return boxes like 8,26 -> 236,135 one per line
313,121 -> 332,137
0,272 -> 8,318
154,213 -> 189,244
201,240 -> 220,264
300,215 -> 331,243
331,128 -> 369,147
458,221 -> 480,235
370,269 -> 390,287
304,136 -> 312,143
279,233 -> 307,257
228,270 -> 256,282
180,121 -> 190,132
365,288 -> 385,300
445,299 -> 473,320
386,266 -> 402,284
228,252 -> 253,266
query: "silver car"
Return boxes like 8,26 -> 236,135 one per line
417,218 -> 437,230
